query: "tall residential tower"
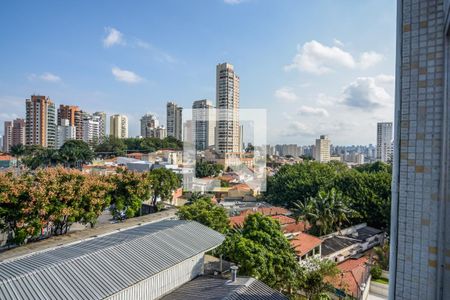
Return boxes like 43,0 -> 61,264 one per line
215,62 -> 240,154
110,114 -> 128,139
166,102 -> 182,141
192,99 -> 215,150
376,122 -> 393,163
25,95 -> 56,148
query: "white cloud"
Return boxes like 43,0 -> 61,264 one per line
103,27 -> 125,48
274,87 -> 298,103
111,67 -> 143,83
375,74 -> 395,84
28,72 -> 61,82
359,51 -> 384,69
333,38 -> 344,47
285,40 -> 383,74
341,77 -> 392,110
297,105 -> 329,117
282,121 -> 311,137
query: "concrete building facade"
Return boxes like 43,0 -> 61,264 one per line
390,0 -> 450,299
377,122 -> 393,163
25,95 -> 56,148
216,63 -> 240,154
167,102 -> 182,141
57,119 -> 76,148
314,135 -> 331,163
57,105 -> 83,141
110,114 -> 128,139
93,112 -> 106,143
192,99 -> 215,150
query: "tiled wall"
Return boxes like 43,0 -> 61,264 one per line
393,0 -> 449,299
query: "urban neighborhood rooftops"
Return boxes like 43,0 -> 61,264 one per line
160,275 -> 288,300
0,220 -> 224,300
290,233 -> 322,257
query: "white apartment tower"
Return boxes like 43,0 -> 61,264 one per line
314,135 -> 331,163
93,112 -> 106,143
110,114 -> 128,139
166,102 -> 182,140
376,122 -> 393,163
83,116 -> 100,145
192,99 -> 215,150
57,119 -> 76,148
2,121 -> 12,153
25,95 -> 56,148
216,62 -> 240,154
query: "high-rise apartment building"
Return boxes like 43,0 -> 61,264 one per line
192,99 -> 215,150
216,62 -> 240,154
25,95 -> 56,148
83,116 -> 100,145
57,119 -> 76,148
314,135 -> 331,163
390,1 -> 450,299
2,121 -> 12,153
3,119 -> 26,153
109,114 -> 128,139
57,105 -> 83,140
166,102 -> 182,141
376,122 -> 393,163
140,113 -> 159,137
93,112 -> 106,143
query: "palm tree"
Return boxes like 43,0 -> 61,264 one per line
294,188 -> 358,236
9,144 -> 26,167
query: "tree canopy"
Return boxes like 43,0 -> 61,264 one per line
264,161 -> 392,231
177,197 -> 229,233
95,136 -> 182,157
218,213 -> 303,294
195,161 -> 224,178
148,167 -> 181,209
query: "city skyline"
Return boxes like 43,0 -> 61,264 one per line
0,1 -> 395,145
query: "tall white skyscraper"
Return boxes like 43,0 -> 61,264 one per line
376,122 -> 393,163
216,62 -> 240,154
25,95 -> 56,148
83,116 -> 100,145
110,114 -> 128,139
93,112 -> 106,143
314,135 -> 331,163
192,99 -> 215,150
57,119 -> 76,148
166,102 -> 182,140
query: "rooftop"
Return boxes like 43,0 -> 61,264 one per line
321,236 -> 357,256
0,219 -> 224,300
290,233 -> 322,257
160,275 -> 288,300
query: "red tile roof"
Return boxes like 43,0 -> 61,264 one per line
290,233 -> 322,257
229,215 -> 246,227
282,221 -> 311,234
240,207 -> 291,217
0,154 -> 13,161
326,256 -> 370,298
272,215 -> 296,225
230,183 -> 252,191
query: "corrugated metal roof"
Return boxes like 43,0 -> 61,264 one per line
0,220 -> 224,300
160,276 -> 288,300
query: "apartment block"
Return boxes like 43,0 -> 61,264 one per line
25,95 -> 56,148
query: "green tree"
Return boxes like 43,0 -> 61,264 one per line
148,168 -> 180,210
374,242 -> 390,271
95,136 -> 127,157
265,161 -> 340,207
195,161 -> 224,178
177,197 -> 229,233
108,169 -> 152,218
59,140 -> 94,168
218,213 -> 303,294
295,188 -> 358,236
300,257 -> 339,300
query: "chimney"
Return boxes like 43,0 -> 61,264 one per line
231,265 -> 238,282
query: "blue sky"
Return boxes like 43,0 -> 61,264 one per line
0,0 -> 396,145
